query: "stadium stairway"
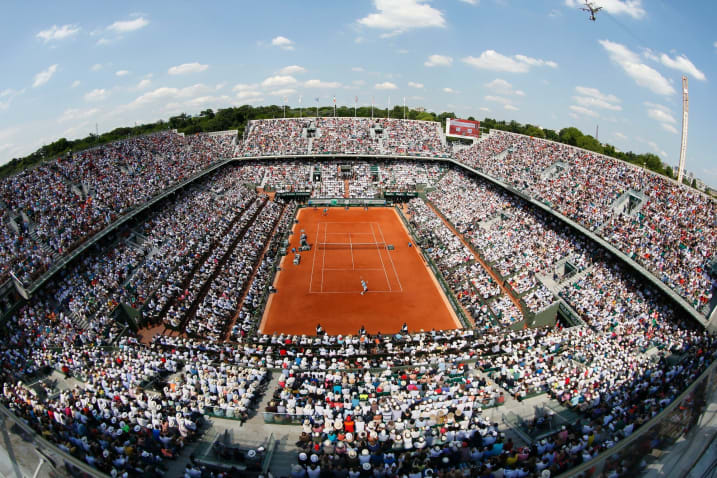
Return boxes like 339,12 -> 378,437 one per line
178,198 -> 268,332
343,179 -> 350,198
27,227 -> 58,260
154,197 -> 263,327
553,264 -> 596,293
223,202 -> 286,340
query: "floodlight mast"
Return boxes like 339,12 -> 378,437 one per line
677,76 -> 689,184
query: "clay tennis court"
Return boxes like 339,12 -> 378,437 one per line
259,207 -> 461,336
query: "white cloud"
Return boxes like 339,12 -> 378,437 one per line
358,0 -> 446,36
270,88 -> 297,97
459,0 -> 479,4
479,107 -> 491,112
514,55 -> 558,68
136,79 -> 151,89
352,80 -> 366,86
0,89 -> 24,110
407,81 -> 424,88
375,81 -> 398,90
236,90 -> 263,101
233,83 -> 259,92
565,0 -> 645,19
33,64 -> 58,88
573,86 -> 622,110
570,105 -> 599,117
351,67 -> 365,72
424,54 -> 453,67
645,102 -> 678,134
232,83 -> 263,101
271,36 -> 294,50
485,78 -> 525,96
58,107 -> 100,123
659,53 -> 706,81
660,123 -> 678,134
304,79 -> 342,89
168,62 -> 209,75
262,75 -> 297,88
614,132 -> 627,140
127,84 -> 212,109
279,65 -> 306,75
599,40 -> 675,95
37,24 -> 80,42
115,70 -> 129,77
71,80 -> 80,88
484,95 -> 511,104
714,41 -> 717,49
504,105 -> 519,111
443,87 -> 455,93
639,138 -> 668,158
462,50 -> 557,73
183,95 -> 233,109
90,63 -> 103,72
107,17 -> 149,33
84,88 -> 108,102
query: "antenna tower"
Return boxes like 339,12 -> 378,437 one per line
677,76 -> 689,183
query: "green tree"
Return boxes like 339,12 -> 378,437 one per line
558,127 -> 583,146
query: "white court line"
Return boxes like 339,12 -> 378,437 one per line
321,222 -> 328,292
376,221 -> 404,292
369,222 -> 392,292
308,290 -> 395,294
318,222 -> 376,225
308,221 -> 320,293
323,268 -> 385,271
349,232 -> 355,270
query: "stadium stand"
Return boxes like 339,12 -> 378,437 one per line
0,119 -> 714,478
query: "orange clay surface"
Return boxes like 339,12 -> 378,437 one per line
259,207 -> 460,336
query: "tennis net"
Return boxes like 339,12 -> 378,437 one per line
315,242 -> 387,250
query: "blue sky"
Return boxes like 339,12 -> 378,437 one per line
1,0 -> 715,185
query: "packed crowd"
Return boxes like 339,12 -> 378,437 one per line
406,198 -> 511,328
238,118 -> 450,159
0,131 -> 234,285
0,133 -> 712,477
455,131 -> 716,316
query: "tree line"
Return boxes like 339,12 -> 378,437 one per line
0,104 -> 685,185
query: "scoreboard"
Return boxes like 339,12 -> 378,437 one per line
446,118 -> 481,139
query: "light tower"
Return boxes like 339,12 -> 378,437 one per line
677,76 -> 689,184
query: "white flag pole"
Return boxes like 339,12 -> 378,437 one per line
403,96 -> 406,120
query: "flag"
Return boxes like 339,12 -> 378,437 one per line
283,96 -> 288,103
333,96 -> 336,104
315,97 -> 319,103
299,95 -> 302,104
371,96 -> 374,106
355,96 -> 358,104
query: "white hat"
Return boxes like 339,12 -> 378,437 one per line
363,463 -> 371,470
